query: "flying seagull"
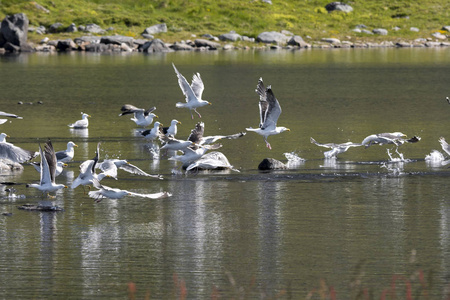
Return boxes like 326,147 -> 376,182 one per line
361,132 -> 420,148
68,112 -> 90,129
246,78 -> 290,150
187,122 -> 246,145
310,137 -> 363,158
119,104 -> 158,127
71,142 -> 107,189
172,63 -> 211,119
0,132 -> 38,163
27,140 -> 67,194
88,179 -> 171,202
96,159 -> 162,180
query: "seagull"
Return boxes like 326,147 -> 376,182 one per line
246,78 -> 290,150
141,121 -> 163,140
169,143 -> 222,168
0,132 -> 38,163
172,63 -> 211,119
55,141 -> 78,163
71,142 -> 107,189
31,160 -> 67,177
160,135 -> 194,151
27,140 -> 67,194
88,179 -> 171,202
187,122 -> 246,145
96,159 -> 162,180
119,104 -> 158,127
163,119 -> 181,137
310,137 -> 363,158
361,132 -> 420,148
0,111 -> 23,124
186,151 -> 239,172
68,112 -> 90,129
446,96 -> 450,104
439,137 -> 450,156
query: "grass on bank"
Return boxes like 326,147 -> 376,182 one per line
1,0 -> 448,44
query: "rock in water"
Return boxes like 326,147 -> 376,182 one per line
258,158 -> 287,170
0,13 -> 31,51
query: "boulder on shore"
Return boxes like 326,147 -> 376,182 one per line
140,39 -> 171,53
143,23 -> 167,35
0,13 -> 31,51
325,2 -> 353,13
256,31 -> 289,44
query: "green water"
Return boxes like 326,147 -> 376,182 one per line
0,48 -> 449,298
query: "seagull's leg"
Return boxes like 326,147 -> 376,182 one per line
194,109 -> 202,118
190,110 -> 194,120
264,137 -> 272,150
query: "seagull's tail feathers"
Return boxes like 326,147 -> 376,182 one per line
176,102 -> 187,108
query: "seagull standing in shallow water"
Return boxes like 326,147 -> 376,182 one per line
246,78 -> 290,150
172,63 -> 211,119
56,141 -> 78,163
119,104 -> 158,127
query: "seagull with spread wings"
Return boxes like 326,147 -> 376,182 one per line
310,137 -> 363,158
27,140 -> 67,194
119,104 -> 158,127
246,78 -> 290,150
71,142 -> 107,189
0,132 -> 38,163
172,63 -> 211,119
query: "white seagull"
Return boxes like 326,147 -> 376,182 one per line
246,78 -> 290,150
446,96 -> 450,104
172,63 -> 211,119
141,121 -> 163,140
68,112 -> 90,129
187,122 -> 246,145
97,159 -> 162,180
55,141 -> 78,162
71,142 -> 107,189
88,179 -> 171,202
160,135 -> 194,151
169,143 -> 222,168
163,119 -> 181,137
0,132 -> 38,163
310,137 -> 363,158
31,160 -> 67,177
361,132 -> 421,148
119,104 -> 158,127
0,111 -> 23,124
186,151 -> 239,172
27,140 -> 67,194
439,137 -> 450,156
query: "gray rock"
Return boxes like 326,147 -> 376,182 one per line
36,25 -> 46,35
85,43 -> 111,52
256,31 -> 289,44
361,29 -> 373,35
56,39 -> 77,51
258,158 -> 287,170
325,2 -> 353,13
431,32 -> 447,40
281,30 -> 294,36
373,28 -> 388,35
219,31 -> 242,42
141,33 -> 154,39
393,26 -> 401,31
120,43 -> 133,52
396,42 -> 412,47
287,35 -> 310,47
410,27 -> 419,32
3,42 -> 21,52
73,36 -> 101,45
78,25 -> 85,32
262,0 -> 272,4
352,28 -> 361,33
66,23 -> 77,33
143,23 -> 167,35
33,2 -> 50,13
84,23 -> 106,34
201,33 -> 215,39
194,38 -> 221,49
140,39 -> 171,53
443,26 -> 450,32
242,36 -> 255,42
321,38 -> 341,44
100,35 -> 135,47
223,44 -> 234,50
48,22 -> 63,33
170,42 -> 194,51
355,24 -> 367,29
0,13 -> 29,49
106,27 -> 114,31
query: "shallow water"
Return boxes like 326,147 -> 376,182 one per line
0,48 -> 450,298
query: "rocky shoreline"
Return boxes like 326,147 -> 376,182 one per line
1,13 -> 449,54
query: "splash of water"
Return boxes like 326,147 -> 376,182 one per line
387,148 -> 412,163
425,150 -> 450,167
284,152 -> 305,168
380,163 -> 403,176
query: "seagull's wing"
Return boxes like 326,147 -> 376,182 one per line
55,150 -> 69,161
439,137 -> 450,156
261,85 -> 282,129
144,106 -> 156,116
127,190 -> 172,199
0,142 -> 38,163
119,162 -> 161,179
92,142 -> 100,172
0,111 -> 23,119
187,122 -> 205,143
38,144 -> 52,186
43,139 -> 58,183
173,63 -> 198,103
191,73 -> 205,99
310,137 -> 334,149
119,104 -> 142,116
98,160 -> 118,178
255,78 -> 269,128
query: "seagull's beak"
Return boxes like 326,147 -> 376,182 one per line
287,128 -> 291,132
64,186 -> 68,189
63,163 -> 68,167
178,121 -> 182,124
159,123 -> 163,126
155,115 -> 159,118
208,102 -> 212,105
74,144 -> 78,147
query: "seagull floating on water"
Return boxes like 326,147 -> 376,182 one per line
310,137 -> 363,158
56,141 -> 78,163
88,179 -> 171,202
27,140 -> 67,194
0,132 -> 38,163
119,104 -> 158,127
246,78 -> 290,150
172,63 -> 211,119
68,112 -> 90,129
0,111 -> 23,125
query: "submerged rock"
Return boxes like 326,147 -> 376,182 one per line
258,158 -> 287,170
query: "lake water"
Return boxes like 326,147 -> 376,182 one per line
0,48 -> 450,299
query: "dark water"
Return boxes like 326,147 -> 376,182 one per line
0,48 -> 450,299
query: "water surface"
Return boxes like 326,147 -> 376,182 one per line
0,48 -> 450,298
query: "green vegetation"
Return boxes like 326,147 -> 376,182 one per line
1,0 -> 448,43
